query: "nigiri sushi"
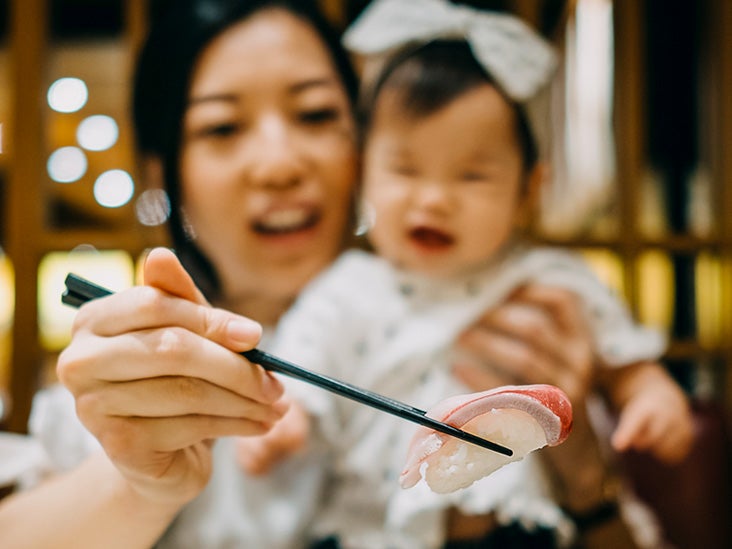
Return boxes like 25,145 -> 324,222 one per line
400,384 -> 572,493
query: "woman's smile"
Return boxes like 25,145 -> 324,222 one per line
251,205 -> 321,235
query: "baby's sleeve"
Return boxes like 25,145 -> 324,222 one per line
529,249 -> 667,368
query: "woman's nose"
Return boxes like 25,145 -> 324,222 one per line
244,115 -> 304,188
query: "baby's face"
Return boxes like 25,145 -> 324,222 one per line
362,84 -> 534,278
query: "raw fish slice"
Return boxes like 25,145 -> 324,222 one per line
400,384 -> 572,493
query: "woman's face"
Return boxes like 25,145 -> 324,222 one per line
180,8 -> 357,321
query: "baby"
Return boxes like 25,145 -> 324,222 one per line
238,0 -> 693,546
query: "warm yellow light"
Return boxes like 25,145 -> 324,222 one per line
38,248 -> 134,351
0,254 -> 13,332
0,254 -> 14,389
637,251 -> 674,333
695,252 -> 722,349
580,248 -> 625,297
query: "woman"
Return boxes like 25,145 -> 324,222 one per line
0,1 -> 636,547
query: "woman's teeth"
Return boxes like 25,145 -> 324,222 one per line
255,208 -> 315,234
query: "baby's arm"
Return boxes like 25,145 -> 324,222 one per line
235,397 -> 311,475
602,361 -> 694,464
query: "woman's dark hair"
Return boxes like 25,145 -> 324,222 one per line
361,40 -> 538,174
132,0 -> 358,300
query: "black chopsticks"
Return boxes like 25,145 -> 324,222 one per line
62,273 -> 512,457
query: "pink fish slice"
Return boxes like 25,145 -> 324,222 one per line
400,384 -> 573,494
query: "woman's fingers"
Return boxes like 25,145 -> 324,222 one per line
143,247 -> 208,304
456,324 -> 558,384
75,376 -> 287,424
72,246 -> 262,355
451,358 -> 516,390
100,415 -> 277,457
73,287 -> 263,353
482,302 -> 563,359
510,284 -> 589,338
61,325 -> 281,397
453,283 -> 594,402
61,246 -> 283,408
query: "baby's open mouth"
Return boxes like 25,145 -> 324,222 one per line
252,207 -> 320,235
409,227 -> 454,248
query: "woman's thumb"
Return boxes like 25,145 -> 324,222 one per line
143,247 -> 209,305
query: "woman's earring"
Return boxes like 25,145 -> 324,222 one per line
180,207 -> 198,241
354,200 -> 375,236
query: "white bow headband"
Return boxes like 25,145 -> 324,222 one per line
342,0 -> 558,102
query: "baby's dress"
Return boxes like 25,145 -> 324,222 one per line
271,245 -> 666,549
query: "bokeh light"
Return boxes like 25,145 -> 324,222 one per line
47,146 -> 87,183
93,169 -> 135,208
135,189 -> 171,226
38,249 -> 134,350
76,114 -> 119,151
47,77 -> 88,113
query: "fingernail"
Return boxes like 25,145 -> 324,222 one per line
227,318 -> 262,345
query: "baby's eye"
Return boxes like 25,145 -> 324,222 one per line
299,108 -> 340,125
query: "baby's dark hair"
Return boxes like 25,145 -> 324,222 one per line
361,40 -> 539,173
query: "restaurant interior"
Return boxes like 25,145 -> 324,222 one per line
0,1 -> 730,547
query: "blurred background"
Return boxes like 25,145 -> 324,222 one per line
0,0 -> 730,544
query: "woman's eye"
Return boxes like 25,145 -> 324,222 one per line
389,162 -> 419,177
391,165 -> 417,177
299,108 -> 339,125
461,171 -> 490,182
200,123 -> 239,138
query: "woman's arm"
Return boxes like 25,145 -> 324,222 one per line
0,453 -> 182,549
0,249 -> 286,547
541,404 -> 638,549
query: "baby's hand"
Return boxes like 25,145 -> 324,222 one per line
235,398 -> 310,475
611,380 -> 694,464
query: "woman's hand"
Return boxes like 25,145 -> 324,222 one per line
452,283 -> 594,403
56,248 -> 286,507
